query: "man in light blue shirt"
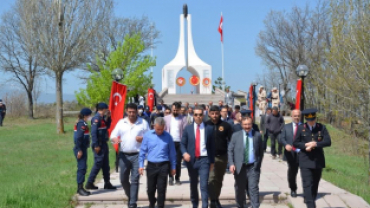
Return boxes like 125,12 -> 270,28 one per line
139,117 -> 176,208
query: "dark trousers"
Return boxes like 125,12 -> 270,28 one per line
208,154 -> 228,200
147,162 -> 170,208
286,152 -> 299,191
234,164 -> 260,208
169,142 -> 182,182
119,152 -> 140,206
263,132 -> 269,151
73,148 -> 87,184
300,168 -> 322,208
88,143 -> 110,183
186,157 -> 210,208
270,133 -> 282,156
0,113 -> 4,126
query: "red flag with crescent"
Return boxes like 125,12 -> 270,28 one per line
218,14 -> 223,42
295,79 -> 302,110
108,81 -> 127,153
249,85 -> 254,119
147,88 -> 155,112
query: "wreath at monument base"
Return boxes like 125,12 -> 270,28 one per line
176,77 -> 186,86
202,78 -> 211,87
190,75 -> 200,86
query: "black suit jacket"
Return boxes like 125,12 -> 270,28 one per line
293,123 -> 331,169
181,122 -> 215,164
228,129 -> 264,174
280,123 -> 299,163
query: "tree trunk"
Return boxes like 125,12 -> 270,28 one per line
26,90 -> 34,119
56,72 -> 64,134
368,89 -> 370,185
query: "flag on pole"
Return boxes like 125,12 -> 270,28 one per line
248,85 -> 254,119
108,81 -> 127,153
295,79 -> 302,110
147,88 -> 155,112
218,14 -> 223,42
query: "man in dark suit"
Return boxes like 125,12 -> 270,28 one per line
260,107 -> 272,152
181,106 -> 215,208
293,109 -> 331,208
279,109 -> 301,198
228,116 -> 264,208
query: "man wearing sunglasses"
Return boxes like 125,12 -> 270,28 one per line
181,106 -> 215,208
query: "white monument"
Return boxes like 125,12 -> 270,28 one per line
162,8 -> 212,95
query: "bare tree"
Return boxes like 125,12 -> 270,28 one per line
0,1 -> 45,119
25,0 -> 115,133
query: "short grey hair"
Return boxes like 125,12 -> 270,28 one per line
154,117 -> 165,126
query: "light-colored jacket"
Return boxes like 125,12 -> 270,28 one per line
224,91 -> 234,106
164,115 -> 188,140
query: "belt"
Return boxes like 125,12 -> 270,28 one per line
195,156 -> 207,160
121,152 -> 139,156
148,161 -> 169,167
244,163 -> 254,167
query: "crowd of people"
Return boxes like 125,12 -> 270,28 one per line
73,99 -> 331,208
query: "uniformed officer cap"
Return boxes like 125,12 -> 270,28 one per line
138,105 -> 144,109
97,102 -> 108,110
302,108 -> 318,121
156,105 -> 163,111
145,106 -> 150,111
80,108 -> 92,116
240,109 -> 252,116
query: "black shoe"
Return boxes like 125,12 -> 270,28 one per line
104,182 -> 117,189
216,200 -> 223,208
291,190 -> 297,198
77,184 -> 90,196
175,180 -> 182,185
128,204 -> 137,208
149,205 -> 155,208
210,200 -> 217,208
85,182 -> 98,190
169,180 -> 174,186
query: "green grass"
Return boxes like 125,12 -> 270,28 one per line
0,117 -> 116,208
321,124 -> 369,204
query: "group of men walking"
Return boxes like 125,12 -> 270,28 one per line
73,98 -> 331,208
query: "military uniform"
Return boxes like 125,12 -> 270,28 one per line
257,87 -> 267,115
271,90 -> 280,108
73,119 -> 91,195
293,109 -> 331,208
86,105 -> 116,190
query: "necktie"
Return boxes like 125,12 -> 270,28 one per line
195,124 -> 201,158
292,123 -> 298,151
245,134 -> 249,163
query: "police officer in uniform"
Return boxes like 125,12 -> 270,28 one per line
73,108 -> 92,196
293,109 -> 331,208
85,103 -> 116,190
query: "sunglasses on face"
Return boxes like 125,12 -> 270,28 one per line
194,113 -> 203,117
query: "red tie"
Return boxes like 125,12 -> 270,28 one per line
195,124 -> 201,158
292,123 -> 298,151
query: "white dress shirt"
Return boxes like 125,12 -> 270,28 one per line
170,116 -> 181,142
110,117 -> 149,153
193,122 -> 207,156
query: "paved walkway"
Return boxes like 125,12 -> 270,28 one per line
75,150 -> 370,208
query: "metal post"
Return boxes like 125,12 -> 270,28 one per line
300,77 -> 305,123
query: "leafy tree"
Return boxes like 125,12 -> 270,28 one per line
212,76 -> 229,93
75,34 -> 155,107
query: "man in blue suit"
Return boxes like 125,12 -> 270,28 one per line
181,106 -> 215,208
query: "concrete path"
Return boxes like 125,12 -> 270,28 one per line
75,150 -> 370,208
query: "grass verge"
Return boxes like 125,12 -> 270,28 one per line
0,117 -> 116,208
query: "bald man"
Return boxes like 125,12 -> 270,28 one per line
279,109 -> 301,198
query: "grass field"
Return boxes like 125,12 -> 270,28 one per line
0,117 -> 116,208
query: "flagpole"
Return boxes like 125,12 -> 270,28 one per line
220,12 -> 225,90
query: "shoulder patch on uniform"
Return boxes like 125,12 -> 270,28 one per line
81,125 -> 86,130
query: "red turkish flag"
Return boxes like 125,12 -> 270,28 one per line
108,81 -> 127,153
218,14 -> 223,42
147,88 -> 155,112
295,79 -> 302,110
249,85 -> 254,119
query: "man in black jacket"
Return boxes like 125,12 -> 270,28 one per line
266,107 -> 285,159
293,108 -> 331,208
206,106 -> 233,208
0,99 -> 6,126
